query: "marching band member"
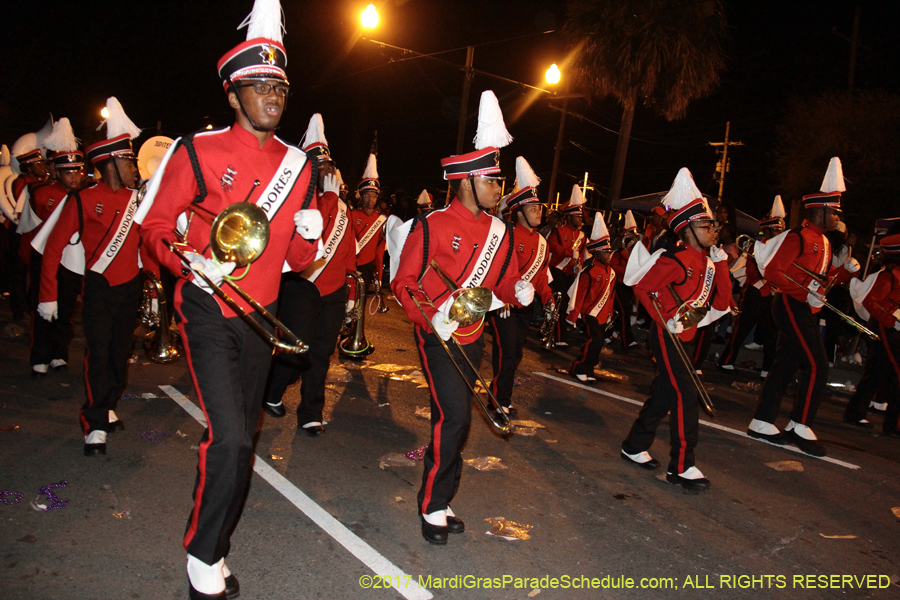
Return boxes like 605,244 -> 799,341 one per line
642,205 -> 666,250
748,157 -> 851,457
261,113 -> 357,434
391,91 -> 532,545
845,233 -> 900,434
567,213 -> 616,382
39,98 -> 143,457
20,118 -> 85,375
416,188 -> 434,214
719,196 -> 785,376
136,1 -> 322,595
609,210 -> 638,350
351,153 -> 386,300
547,184 -> 586,347
8,132 -> 53,320
488,157 -> 553,415
621,168 -> 731,491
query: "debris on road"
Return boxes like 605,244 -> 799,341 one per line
819,534 -> 857,539
732,381 -> 762,392
414,406 -> 431,420
766,461 -> 803,472
378,453 -> 418,469
465,456 -> 507,471
485,517 -> 532,540
404,445 -> 428,460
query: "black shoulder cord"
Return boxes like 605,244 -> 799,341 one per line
494,221 -> 515,286
178,133 -> 207,206
301,150 -> 319,211
668,252 -> 689,287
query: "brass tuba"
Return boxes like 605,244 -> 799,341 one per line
540,292 -> 562,350
339,271 -> 374,359
165,200 -> 308,354
140,271 -> 183,363
404,259 -> 511,435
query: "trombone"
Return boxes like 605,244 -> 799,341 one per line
782,272 -> 880,341
404,259 -> 512,435
649,287 -> 716,417
166,201 -> 309,354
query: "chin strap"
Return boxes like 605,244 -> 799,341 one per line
229,78 -> 281,133
688,222 -> 713,251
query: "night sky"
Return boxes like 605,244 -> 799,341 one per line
2,0 -> 898,221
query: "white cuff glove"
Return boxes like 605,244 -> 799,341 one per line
499,305 -> 510,319
430,310 -> 459,341
666,318 -> 684,335
709,245 -> 728,263
294,209 -> 324,240
514,280 -> 535,306
38,301 -> 58,322
894,320 -> 900,331
807,292 -> 824,309
322,173 -> 339,195
845,258 -> 860,273
184,252 -> 235,295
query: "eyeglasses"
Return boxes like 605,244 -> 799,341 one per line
694,223 -> 719,232
238,81 -> 291,97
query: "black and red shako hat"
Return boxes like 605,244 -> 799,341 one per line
506,186 -> 540,212
881,234 -> 900,254
217,38 -> 288,89
49,150 -> 84,169
86,134 -> 135,164
801,190 -> 841,210
440,148 -> 501,181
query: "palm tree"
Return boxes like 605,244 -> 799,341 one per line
562,0 -> 728,211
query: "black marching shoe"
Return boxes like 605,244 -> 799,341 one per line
747,429 -> 787,445
786,430 -> 826,457
188,579 -> 226,600
301,423 -> 325,437
666,472 -> 711,492
620,450 -> 659,470
446,515 -> 465,534
83,443 -> 107,457
107,420 -> 125,433
262,401 -> 286,418
225,574 -> 240,599
843,417 -> 873,429
420,516 -> 448,545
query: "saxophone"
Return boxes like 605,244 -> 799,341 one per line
540,292 -> 563,350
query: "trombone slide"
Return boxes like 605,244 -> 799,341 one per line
404,285 -> 512,436
782,273 -> 880,341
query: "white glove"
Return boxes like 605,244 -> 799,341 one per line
184,252 -> 235,294
894,320 -> 900,331
709,245 -> 728,263
294,209 -> 323,240
845,258 -> 860,273
430,310 -> 459,341
322,173 -> 339,195
499,305 -> 510,319
515,280 -> 535,306
666,318 -> 684,335
807,279 -> 824,308
37,301 -> 58,322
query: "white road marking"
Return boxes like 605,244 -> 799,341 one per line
160,385 -> 433,600
533,372 -> 861,471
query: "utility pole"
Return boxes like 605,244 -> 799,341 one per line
547,95 -> 568,209
708,121 -> 743,204
446,46 -> 475,204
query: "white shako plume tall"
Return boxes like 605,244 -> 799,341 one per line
44,118 -> 80,153
662,167 -> 710,234
624,209 -> 637,232
515,156 -> 540,190
358,153 -> 379,194
474,90 -> 513,150
586,212 -> 611,250
771,195 -> 786,218
820,157 -> 846,193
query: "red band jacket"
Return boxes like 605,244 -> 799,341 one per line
392,198 -> 521,344
301,190 -> 357,297
566,259 -> 616,325
40,181 -> 141,302
512,223 -> 552,305
862,264 -> 900,328
140,125 -> 318,318
18,181 -> 64,264
631,244 -> 732,342
547,222 -> 585,275
351,207 -> 386,279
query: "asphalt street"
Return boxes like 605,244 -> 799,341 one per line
1,293 -> 899,600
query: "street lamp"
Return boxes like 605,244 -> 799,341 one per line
100,107 -> 109,119
361,4 -> 379,29
545,64 -> 561,85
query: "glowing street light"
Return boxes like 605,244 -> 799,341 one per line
100,107 -> 110,119
361,4 -> 379,29
545,64 -> 561,85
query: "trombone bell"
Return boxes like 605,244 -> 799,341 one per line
210,202 -> 269,266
